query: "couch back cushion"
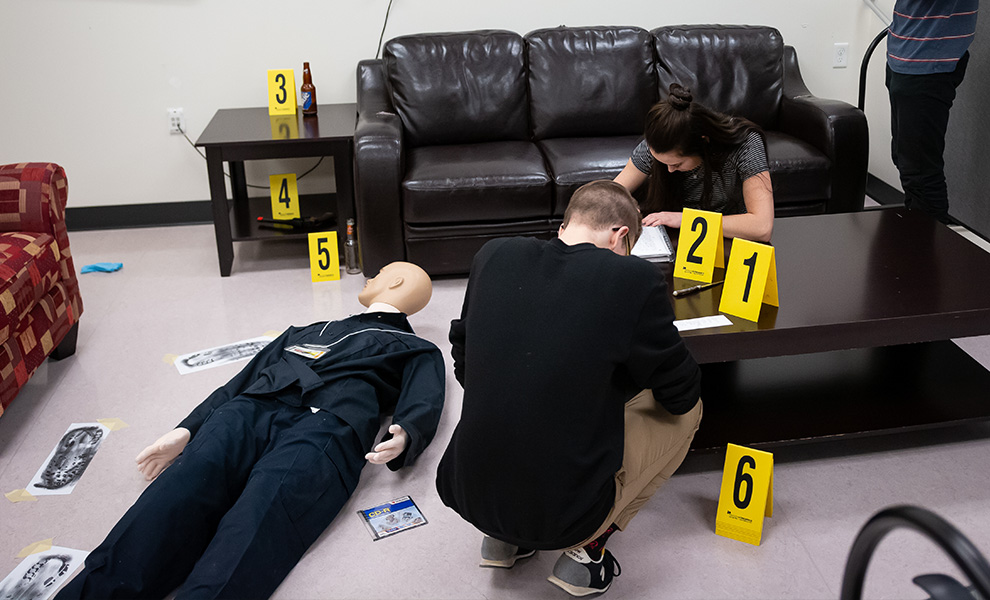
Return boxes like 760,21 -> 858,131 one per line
526,26 -> 658,140
383,30 -> 529,147
652,25 -> 783,129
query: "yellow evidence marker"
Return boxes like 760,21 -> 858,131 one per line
715,443 -> 774,546
674,208 -> 724,283
718,238 -> 779,322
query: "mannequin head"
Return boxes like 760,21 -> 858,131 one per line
358,261 -> 433,315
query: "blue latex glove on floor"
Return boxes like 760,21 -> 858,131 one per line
81,262 -> 123,273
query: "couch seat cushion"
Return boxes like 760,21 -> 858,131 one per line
539,136 -> 643,216
403,141 -> 552,224
764,131 -> 831,214
0,232 -> 59,344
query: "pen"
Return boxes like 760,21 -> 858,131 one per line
673,280 -> 724,298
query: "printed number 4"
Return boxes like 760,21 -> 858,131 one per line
278,178 -> 291,208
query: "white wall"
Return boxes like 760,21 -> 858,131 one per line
1,0 -> 891,209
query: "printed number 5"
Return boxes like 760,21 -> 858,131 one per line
275,73 -> 287,104
317,237 -> 330,270
686,217 -> 707,265
733,455 -> 755,509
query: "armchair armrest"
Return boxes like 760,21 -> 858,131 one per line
779,46 -> 869,213
0,162 -> 68,236
355,59 -> 406,276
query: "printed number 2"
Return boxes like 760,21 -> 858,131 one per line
742,252 -> 758,302
317,237 -> 330,270
733,455 -> 756,509
275,73 -> 287,104
686,217 -> 707,264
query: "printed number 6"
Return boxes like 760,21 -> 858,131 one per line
317,237 -> 330,270
686,217 -> 707,265
275,73 -> 287,104
733,455 -> 755,509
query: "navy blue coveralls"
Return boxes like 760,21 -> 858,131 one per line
57,312 -> 445,599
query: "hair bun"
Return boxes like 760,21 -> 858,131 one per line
667,83 -> 693,110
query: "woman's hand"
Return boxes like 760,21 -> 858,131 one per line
642,211 -> 682,228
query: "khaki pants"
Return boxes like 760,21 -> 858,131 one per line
573,390 -> 703,548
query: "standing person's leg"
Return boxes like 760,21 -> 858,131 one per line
548,390 -> 703,596
885,55 -> 969,223
56,398 -> 274,600
173,405 -> 367,600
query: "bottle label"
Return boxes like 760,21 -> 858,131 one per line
301,92 -> 312,110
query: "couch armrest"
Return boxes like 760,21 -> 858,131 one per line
355,60 -> 406,276
779,46 -> 869,213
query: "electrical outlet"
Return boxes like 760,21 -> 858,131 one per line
833,43 -> 849,68
167,108 -> 185,135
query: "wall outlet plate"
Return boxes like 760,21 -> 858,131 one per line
168,108 -> 185,134
833,43 -> 850,68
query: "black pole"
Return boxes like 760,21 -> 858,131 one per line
859,28 -> 890,111
840,505 -> 990,600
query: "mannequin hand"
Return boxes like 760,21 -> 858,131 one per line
135,428 -> 191,481
642,211 -> 682,228
365,424 -> 407,465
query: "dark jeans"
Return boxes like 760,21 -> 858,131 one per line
886,52 -> 969,223
56,398 -> 365,600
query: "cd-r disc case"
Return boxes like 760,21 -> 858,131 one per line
357,495 -> 428,541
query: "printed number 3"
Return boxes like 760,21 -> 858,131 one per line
686,217 -> 707,265
733,455 -> 755,509
317,237 -> 330,270
275,73 -> 287,104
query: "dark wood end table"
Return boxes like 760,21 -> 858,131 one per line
195,104 -> 356,276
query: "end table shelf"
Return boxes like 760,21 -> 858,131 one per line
195,104 -> 356,276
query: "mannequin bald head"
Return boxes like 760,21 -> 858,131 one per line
358,261 -> 433,315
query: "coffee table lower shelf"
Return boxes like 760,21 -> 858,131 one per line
691,340 -> 990,451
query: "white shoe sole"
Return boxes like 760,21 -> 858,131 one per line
479,549 -> 536,568
547,574 -> 612,596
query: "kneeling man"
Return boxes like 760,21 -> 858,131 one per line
436,181 -> 702,596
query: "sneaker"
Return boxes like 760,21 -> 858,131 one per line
547,547 -> 621,596
479,536 -> 536,568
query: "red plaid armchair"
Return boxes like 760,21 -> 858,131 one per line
0,163 -> 83,415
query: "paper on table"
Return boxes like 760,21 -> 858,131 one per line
674,314 -> 733,332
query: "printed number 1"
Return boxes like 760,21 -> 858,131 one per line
686,217 -> 707,264
317,237 -> 330,270
733,455 -> 756,509
275,73 -> 287,104
742,252 -> 758,302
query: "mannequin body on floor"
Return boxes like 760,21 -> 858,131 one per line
57,262 -> 445,600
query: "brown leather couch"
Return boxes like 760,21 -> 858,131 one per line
354,25 -> 869,276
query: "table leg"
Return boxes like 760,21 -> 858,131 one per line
333,142 -> 356,257
206,148 -> 234,277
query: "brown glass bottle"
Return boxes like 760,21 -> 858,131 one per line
301,62 -> 317,116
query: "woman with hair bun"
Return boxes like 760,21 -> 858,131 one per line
614,83 -> 774,242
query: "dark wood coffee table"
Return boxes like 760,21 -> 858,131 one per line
662,208 -> 990,449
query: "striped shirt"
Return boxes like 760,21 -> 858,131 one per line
631,131 -> 768,215
888,0 -> 979,74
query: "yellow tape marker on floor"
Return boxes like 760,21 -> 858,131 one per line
5,489 -> 37,503
715,443 -> 774,546
163,353 -> 178,365
98,418 -> 129,431
17,538 -> 54,558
